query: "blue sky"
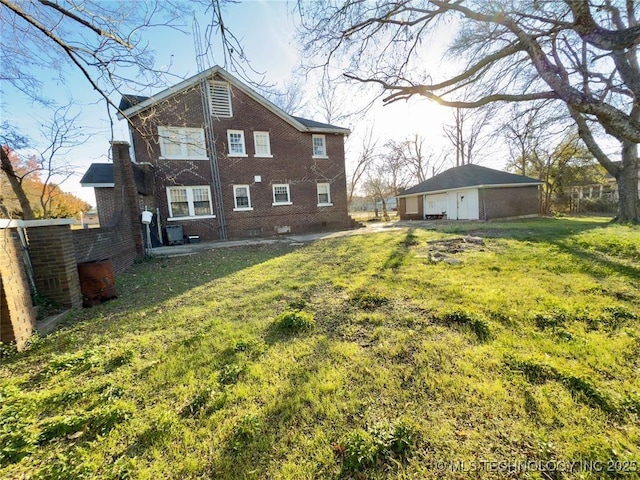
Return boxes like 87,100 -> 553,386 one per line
3,0 -> 466,207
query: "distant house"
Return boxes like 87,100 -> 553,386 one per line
81,65 -> 351,242
564,163 -> 640,212
397,164 -> 542,220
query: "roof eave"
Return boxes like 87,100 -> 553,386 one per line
116,67 -> 221,120
307,127 -> 351,135
116,66 -> 351,135
397,182 -> 542,198
81,182 -> 115,188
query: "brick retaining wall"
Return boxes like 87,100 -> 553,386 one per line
0,228 -> 35,350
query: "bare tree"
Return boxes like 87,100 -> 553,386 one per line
347,125 -> 378,207
1,106 -> 87,219
363,144 -> 413,219
263,79 -> 308,115
502,105 -> 547,176
443,107 -> 495,166
35,106 -> 87,216
299,1 -> 640,222
363,170 -> 393,220
1,1 -> 251,124
385,134 -> 445,183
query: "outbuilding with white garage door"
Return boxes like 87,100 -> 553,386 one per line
397,164 -> 542,221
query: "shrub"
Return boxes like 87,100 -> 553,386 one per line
274,310 -> 315,333
340,420 -> 417,473
180,387 -> 214,417
230,415 -> 261,452
218,363 -> 245,385
342,429 -> 377,472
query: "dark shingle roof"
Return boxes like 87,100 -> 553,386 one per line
292,116 -> 349,133
80,163 -> 114,186
119,95 -> 150,111
401,164 -> 542,196
80,163 -> 151,195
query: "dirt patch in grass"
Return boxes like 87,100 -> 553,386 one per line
412,235 -> 486,264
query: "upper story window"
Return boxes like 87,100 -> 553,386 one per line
227,130 -> 247,157
233,185 -> 253,211
312,134 -> 327,158
272,184 -> 292,206
166,186 -> 214,220
208,80 -> 233,118
253,131 -> 272,157
158,127 -> 207,160
317,183 -> 332,206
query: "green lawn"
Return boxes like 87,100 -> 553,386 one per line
2,216 -> 639,479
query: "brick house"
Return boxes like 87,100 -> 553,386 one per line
82,66 -> 351,242
397,164 -> 542,220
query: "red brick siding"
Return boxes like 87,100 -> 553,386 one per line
95,188 -> 115,226
74,142 -> 143,274
479,186 -> 540,219
0,229 -> 35,350
398,196 -> 424,221
127,78 -> 350,240
73,224 -> 138,275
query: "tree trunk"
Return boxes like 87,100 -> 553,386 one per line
616,141 -> 639,223
0,146 -> 35,219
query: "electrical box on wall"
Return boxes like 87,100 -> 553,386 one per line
254,175 -> 262,182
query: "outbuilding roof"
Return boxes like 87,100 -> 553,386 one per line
79,163 -> 114,187
80,163 -> 151,195
399,164 -> 542,197
117,65 -> 350,135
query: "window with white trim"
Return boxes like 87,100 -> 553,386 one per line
317,183 -> 332,206
158,127 -> 207,160
272,184 -> 291,205
233,185 -> 252,211
227,130 -> 247,156
208,80 -> 233,118
166,186 -> 214,219
253,131 -> 272,157
312,134 -> 327,157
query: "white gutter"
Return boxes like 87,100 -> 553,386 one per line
80,183 -> 115,188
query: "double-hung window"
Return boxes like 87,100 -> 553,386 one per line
312,134 -> 327,158
317,183 -> 332,206
233,185 -> 252,211
227,130 -> 247,156
253,131 -> 272,157
272,184 -> 291,206
158,127 -> 207,160
166,186 -> 214,219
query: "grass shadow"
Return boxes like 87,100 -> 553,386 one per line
382,228 -> 418,270
552,240 -> 640,284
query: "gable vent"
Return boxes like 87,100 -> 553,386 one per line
208,80 -> 233,118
